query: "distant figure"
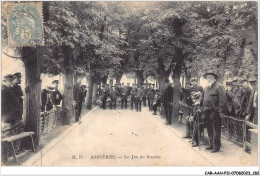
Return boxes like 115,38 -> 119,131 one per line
50,80 -> 63,109
136,86 -> 143,112
110,86 -> 119,109
147,84 -> 155,111
162,79 -> 173,125
142,84 -> 148,107
130,84 -> 137,110
121,85 -> 128,109
152,92 -> 161,115
73,77 -> 85,123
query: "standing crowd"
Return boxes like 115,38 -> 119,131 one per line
97,83 -> 162,115
181,71 -> 258,153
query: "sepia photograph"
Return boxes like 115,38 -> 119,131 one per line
1,0 -> 259,175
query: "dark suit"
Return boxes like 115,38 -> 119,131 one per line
162,85 -> 173,124
1,85 -> 22,123
73,84 -> 84,122
110,89 -> 118,109
121,87 -> 128,109
50,89 -> 63,107
239,87 -> 253,119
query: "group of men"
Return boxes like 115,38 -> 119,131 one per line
98,83 -> 161,113
181,71 -> 258,153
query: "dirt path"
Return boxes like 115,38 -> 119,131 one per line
26,108 -> 212,166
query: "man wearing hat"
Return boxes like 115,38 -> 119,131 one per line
237,76 -> 253,120
246,76 -> 258,124
50,80 -> 63,109
73,77 -> 85,123
130,84 -> 137,110
109,86 -> 119,109
2,74 -> 22,163
2,74 -> 22,124
162,79 -> 173,125
202,71 -> 227,153
142,84 -> 148,107
147,84 -> 155,111
136,85 -> 144,112
99,85 -> 107,109
12,72 -> 23,113
121,84 -> 128,109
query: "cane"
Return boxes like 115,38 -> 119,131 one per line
197,104 -> 201,151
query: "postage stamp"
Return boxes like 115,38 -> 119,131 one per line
6,2 -> 44,47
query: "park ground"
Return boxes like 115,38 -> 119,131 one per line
19,106 -> 251,167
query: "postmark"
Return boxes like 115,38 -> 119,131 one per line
6,2 -> 44,47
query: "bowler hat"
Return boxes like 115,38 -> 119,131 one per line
13,72 -> 21,78
203,72 -> 218,79
3,74 -> 14,81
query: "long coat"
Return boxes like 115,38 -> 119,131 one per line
162,85 -> 173,105
202,81 -> 227,114
73,84 -> 85,103
1,85 -> 22,123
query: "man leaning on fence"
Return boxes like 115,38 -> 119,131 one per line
202,71 -> 227,153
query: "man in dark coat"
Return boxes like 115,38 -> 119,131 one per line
50,80 -> 63,109
238,77 -> 253,120
2,74 -> 22,124
162,79 -> 173,125
130,84 -> 137,110
110,86 -> 119,109
121,85 -> 128,109
246,76 -> 258,124
202,72 -> 227,153
73,77 -> 85,123
1,74 -> 22,162
147,84 -> 155,111
12,72 -> 23,115
142,84 -> 148,107
99,85 -> 108,109
136,86 -> 143,112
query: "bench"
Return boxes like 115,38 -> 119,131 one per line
2,132 -> 35,164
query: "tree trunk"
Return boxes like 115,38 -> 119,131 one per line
172,66 -> 181,123
62,46 -> 74,125
92,81 -> 98,106
86,75 -> 93,110
115,74 -> 123,85
233,38 -> 246,76
23,47 -> 42,148
136,72 -> 144,87
101,75 -> 108,87
109,78 -> 113,89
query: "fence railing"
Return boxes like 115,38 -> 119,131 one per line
40,105 -> 74,135
179,101 -> 258,153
